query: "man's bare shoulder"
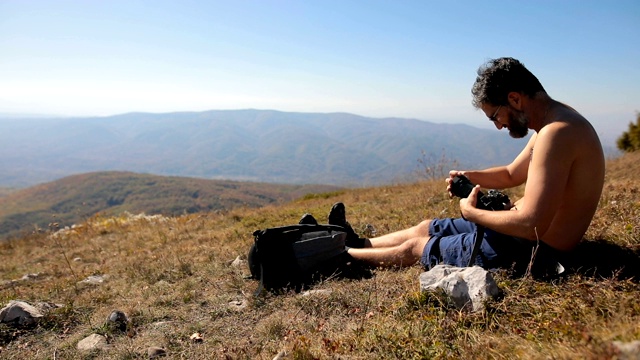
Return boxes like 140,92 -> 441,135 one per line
537,106 -> 601,153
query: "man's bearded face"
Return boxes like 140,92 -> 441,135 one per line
508,108 -> 529,138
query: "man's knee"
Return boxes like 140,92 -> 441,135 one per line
413,219 -> 432,237
398,236 -> 429,260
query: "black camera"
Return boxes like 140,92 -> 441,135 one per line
450,175 -> 510,211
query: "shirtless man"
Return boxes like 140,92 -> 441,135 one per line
346,57 -> 605,272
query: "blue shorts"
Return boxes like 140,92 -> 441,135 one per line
420,218 -> 554,273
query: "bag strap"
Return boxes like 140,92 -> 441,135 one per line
257,223 -> 346,237
254,263 -> 265,296
467,225 -> 485,267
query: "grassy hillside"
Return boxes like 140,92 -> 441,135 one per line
0,188 -> 16,197
0,171 -> 341,240
0,153 -> 639,359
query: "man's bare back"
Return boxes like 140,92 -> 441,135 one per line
524,104 -> 604,250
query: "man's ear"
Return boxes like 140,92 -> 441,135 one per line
507,92 -> 523,110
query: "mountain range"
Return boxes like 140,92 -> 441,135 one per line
0,109 -> 530,188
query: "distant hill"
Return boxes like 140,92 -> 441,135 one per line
0,187 -> 16,197
0,171 -> 341,239
0,109 -> 530,187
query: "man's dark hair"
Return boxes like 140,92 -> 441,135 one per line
471,57 -> 546,108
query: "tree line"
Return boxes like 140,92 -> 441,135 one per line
617,112 -> 640,152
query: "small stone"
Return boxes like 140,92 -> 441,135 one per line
273,350 -> 287,360
148,346 -> 167,358
362,224 -> 377,238
20,273 -> 39,281
106,310 -> 129,332
77,334 -> 108,351
150,321 -> 174,328
78,274 -> 109,287
35,302 -> 63,312
301,289 -> 333,297
231,256 -> 247,268
190,332 -> 203,342
154,280 -> 171,288
228,299 -> 248,311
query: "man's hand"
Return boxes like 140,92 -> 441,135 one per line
459,185 -> 481,219
446,170 -> 466,198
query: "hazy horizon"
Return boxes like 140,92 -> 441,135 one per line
1,1 -> 638,147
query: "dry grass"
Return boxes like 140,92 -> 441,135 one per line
1,152 -> 639,359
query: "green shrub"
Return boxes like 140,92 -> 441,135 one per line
617,112 -> 640,152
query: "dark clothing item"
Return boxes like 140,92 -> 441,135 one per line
421,218 -> 565,276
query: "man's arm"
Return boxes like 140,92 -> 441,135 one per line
448,134 -> 536,192
460,124 -> 575,240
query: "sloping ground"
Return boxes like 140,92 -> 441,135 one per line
0,171 -> 341,240
0,188 -> 16,197
0,153 -> 638,359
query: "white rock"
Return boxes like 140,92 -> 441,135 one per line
150,321 -> 174,328
273,350 -> 288,360
612,340 -> 640,359
301,289 -> 333,297
78,274 -> 109,287
228,299 -> 249,311
77,334 -> 108,351
0,300 -> 44,325
20,273 -> 39,281
231,256 -> 247,268
419,265 -> 501,312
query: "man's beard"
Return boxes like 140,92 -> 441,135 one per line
508,109 -> 529,138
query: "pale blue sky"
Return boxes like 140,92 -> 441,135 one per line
1,0 -> 638,145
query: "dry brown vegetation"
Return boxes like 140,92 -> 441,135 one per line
0,188 -> 16,197
0,171 -> 341,240
1,152 -> 639,359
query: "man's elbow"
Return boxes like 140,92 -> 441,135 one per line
507,172 -> 527,188
519,214 -> 550,240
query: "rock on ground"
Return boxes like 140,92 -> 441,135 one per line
77,334 -> 109,351
612,340 -> 640,360
419,265 -> 501,312
106,310 -> 129,332
148,346 -> 167,358
0,300 -> 44,325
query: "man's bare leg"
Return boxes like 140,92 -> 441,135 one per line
364,219 -> 432,248
348,235 -> 430,268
